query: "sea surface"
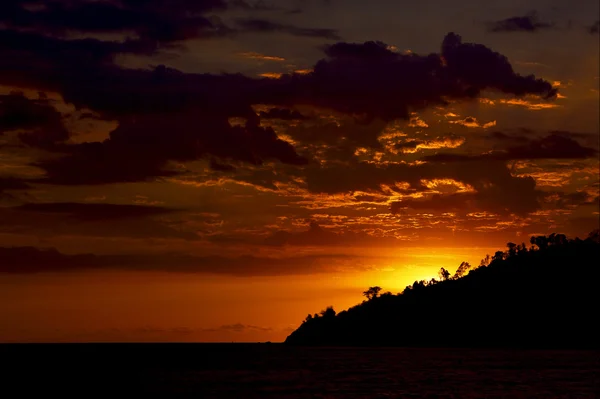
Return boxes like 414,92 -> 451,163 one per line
1,344 -> 598,398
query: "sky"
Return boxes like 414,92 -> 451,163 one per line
0,0 -> 598,342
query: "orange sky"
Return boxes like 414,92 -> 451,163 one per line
0,246 -> 494,342
0,0 -> 598,342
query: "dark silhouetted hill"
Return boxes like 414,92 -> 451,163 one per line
285,231 -> 600,348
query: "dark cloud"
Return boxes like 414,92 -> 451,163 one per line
0,93 -> 69,149
0,178 -> 30,202
390,187 -> 539,216
35,140 -> 179,185
258,108 -> 308,120
425,134 -> 597,162
386,134 -> 596,216
544,191 -> 598,208
262,34 -> 556,123
0,59 -> 254,119
0,0 -> 231,44
0,178 -> 30,192
440,33 -> 556,98
0,246 -> 98,273
305,159 -> 540,215
0,28 -> 557,186
235,18 -> 341,39
0,204 -> 196,240
588,20 -> 600,34
16,202 -> 178,221
209,158 -> 237,172
36,110 -> 306,185
229,0 -> 278,11
488,131 -> 529,143
0,246 -> 365,275
487,12 -> 555,33
502,134 -> 597,160
205,323 -> 273,332
1,32 -> 557,121
0,27 -> 157,67
286,118 -> 387,148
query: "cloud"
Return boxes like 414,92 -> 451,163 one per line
258,108 -> 308,120
440,33 -> 556,98
0,30 -> 558,186
284,117 -> 387,148
235,18 -> 341,39
304,158 -> 541,215
402,134 -> 597,215
0,30 -> 159,98
448,117 -> 496,129
229,0 -> 279,11
205,323 -> 273,333
543,191 -> 597,208
0,92 -> 69,149
425,134 -> 597,162
238,52 -> 286,62
487,12 -> 555,33
488,131 -> 530,143
0,203 -> 197,240
36,109 -> 307,185
209,158 -> 237,172
0,178 -> 29,192
393,135 -> 466,154
0,0 -> 232,44
262,33 -> 557,123
16,202 -> 178,221
0,245 -> 367,275
588,20 -> 599,34
390,174 -> 539,216
500,134 -> 597,160
0,178 -> 30,202
0,246 -> 97,273
498,98 -> 560,110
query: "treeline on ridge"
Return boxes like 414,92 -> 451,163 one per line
285,231 -> 600,348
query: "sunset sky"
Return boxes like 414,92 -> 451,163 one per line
0,0 -> 598,342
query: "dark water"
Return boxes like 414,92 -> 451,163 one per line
1,344 -> 599,398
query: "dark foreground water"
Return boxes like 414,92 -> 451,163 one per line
1,344 -> 598,398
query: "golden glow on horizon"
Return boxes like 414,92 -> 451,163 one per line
0,247 -> 496,342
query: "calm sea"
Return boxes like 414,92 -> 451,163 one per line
1,344 -> 598,398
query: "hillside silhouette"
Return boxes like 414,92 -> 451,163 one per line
285,231 -> 600,348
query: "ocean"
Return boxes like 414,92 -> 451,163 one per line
1,344 -> 598,398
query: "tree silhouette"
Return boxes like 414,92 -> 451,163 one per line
507,242 -> 517,257
286,231 -> 600,348
438,267 -> 451,281
320,306 -> 336,318
479,254 -> 491,267
452,261 -> 471,279
362,286 -> 382,300
587,229 -> 599,243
